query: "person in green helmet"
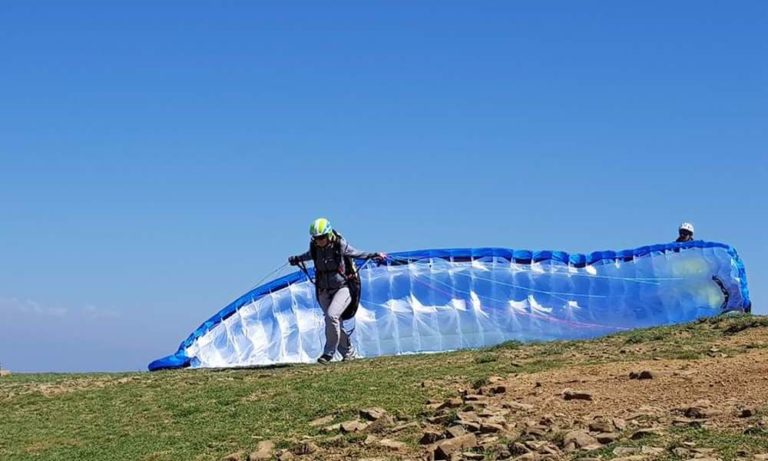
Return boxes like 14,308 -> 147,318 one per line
288,218 -> 386,364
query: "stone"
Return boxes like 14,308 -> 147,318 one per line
458,420 -> 482,432
588,419 -> 615,433
461,452 -> 485,460
685,406 -> 722,419
322,423 -> 342,433
434,433 -> 478,459
438,398 -> 464,410
465,394 -> 487,402
377,438 -> 406,450
595,432 -> 619,444
740,408 -> 757,418
276,450 -> 295,461
754,455 -> 768,461
421,429 -> 444,444
641,446 -> 665,455
489,385 -> 508,395
293,441 -> 318,455
340,420 -> 369,433
360,407 -> 387,421
630,370 -> 655,380
613,418 -> 627,430
613,447 -> 641,456
309,415 -> 335,427
630,428 -> 664,439
562,430 -> 600,451
248,441 -> 275,461
504,402 -> 535,411
523,426 -> 548,438
480,423 -> 506,434
562,389 -> 593,401
672,417 -> 707,428
671,448 -> 691,457
220,452 -> 245,461
441,425 -> 465,440
515,453 -> 540,461
0,369 -> 11,377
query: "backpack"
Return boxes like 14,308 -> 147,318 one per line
309,230 -> 361,320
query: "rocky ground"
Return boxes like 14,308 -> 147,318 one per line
219,318 -> 768,461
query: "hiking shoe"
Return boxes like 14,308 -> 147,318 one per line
317,355 -> 333,364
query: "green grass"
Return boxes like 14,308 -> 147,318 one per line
1,314 -> 765,461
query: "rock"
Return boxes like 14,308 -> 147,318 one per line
465,394 -> 487,402
685,406 -> 722,419
562,389 -> 593,401
514,453 -> 540,461
630,428 -> 664,439
630,370 -> 655,380
220,452 -> 245,461
0,369 -> 11,377
613,447 -> 641,456
613,418 -> 627,430
523,426 -> 548,438
309,415 -> 335,427
504,402 -> 535,412
488,376 -> 505,383
322,423 -> 342,433
248,441 -> 275,460
377,438 -> 406,450
461,452 -> 485,460
340,420 -> 369,433
388,421 -> 420,433
276,450 -> 295,461
438,398 -> 464,410
612,457 -> 648,461
489,385 -> 508,395
366,414 -> 396,433
671,447 -> 691,457
421,429 -> 444,444
446,425 -> 468,439
740,408 -> 757,418
434,433 -> 478,460
595,432 -> 619,444
672,417 -> 707,428
360,407 -> 388,421
363,435 -> 379,445
480,423 -> 506,434
588,419 -> 615,433
293,441 -> 318,455
754,455 -> 768,461
458,421 -> 482,432
562,430 -> 601,451
641,446 -> 665,455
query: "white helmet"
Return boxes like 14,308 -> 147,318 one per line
679,222 -> 695,233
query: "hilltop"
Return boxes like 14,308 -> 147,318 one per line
2,315 -> 768,461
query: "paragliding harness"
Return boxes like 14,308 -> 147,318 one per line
297,230 -> 361,320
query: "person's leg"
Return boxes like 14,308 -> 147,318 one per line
322,287 -> 351,358
338,317 -> 356,360
316,290 -> 333,360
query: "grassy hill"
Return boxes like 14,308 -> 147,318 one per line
2,314 -> 768,461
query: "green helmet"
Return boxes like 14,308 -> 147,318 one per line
309,218 -> 333,237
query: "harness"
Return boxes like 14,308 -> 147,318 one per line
297,231 -> 361,320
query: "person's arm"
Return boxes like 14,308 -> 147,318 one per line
340,239 -> 385,260
288,249 -> 312,265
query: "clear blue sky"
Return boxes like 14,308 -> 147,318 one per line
1,1 -> 766,372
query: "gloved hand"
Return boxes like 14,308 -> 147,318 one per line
288,256 -> 301,266
371,252 -> 387,262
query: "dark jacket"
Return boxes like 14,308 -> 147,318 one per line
294,237 -> 376,291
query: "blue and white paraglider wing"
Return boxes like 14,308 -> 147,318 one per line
149,241 -> 750,371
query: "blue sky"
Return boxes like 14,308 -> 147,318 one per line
1,1 -> 765,372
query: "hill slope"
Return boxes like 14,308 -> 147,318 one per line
2,315 -> 768,461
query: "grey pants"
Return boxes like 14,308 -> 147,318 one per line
317,286 -> 356,359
